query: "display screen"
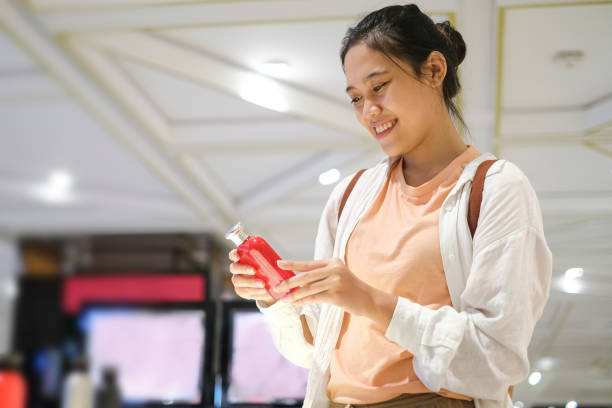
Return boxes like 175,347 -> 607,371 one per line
226,309 -> 308,405
81,307 -> 206,405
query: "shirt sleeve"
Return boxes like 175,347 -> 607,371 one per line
384,161 -> 553,400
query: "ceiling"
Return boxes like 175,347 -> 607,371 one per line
0,0 -> 611,405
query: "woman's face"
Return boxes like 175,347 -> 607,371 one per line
343,43 -> 443,157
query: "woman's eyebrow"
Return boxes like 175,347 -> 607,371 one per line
346,70 -> 389,93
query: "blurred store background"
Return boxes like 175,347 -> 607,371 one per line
0,0 -> 611,407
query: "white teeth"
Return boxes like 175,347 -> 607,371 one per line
375,121 -> 394,134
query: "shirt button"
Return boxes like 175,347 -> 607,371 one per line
448,253 -> 456,261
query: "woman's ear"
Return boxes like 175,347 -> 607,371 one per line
421,51 -> 447,89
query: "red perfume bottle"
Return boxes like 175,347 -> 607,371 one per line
226,222 -> 295,299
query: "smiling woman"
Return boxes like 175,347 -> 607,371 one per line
228,4 -> 552,408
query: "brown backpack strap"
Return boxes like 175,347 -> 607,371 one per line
338,169 -> 366,223
468,160 -> 497,238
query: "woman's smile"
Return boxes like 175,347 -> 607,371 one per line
372,119 -> 398,139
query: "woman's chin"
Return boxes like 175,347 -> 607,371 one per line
378,142 -> 404,157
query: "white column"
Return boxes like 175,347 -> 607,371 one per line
456,0 -> 497,154
0,236 -> 20,354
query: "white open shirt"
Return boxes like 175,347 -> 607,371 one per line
258,153 -> 553,408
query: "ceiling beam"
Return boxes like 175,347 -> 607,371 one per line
63,41 -> 239,222
67,30 -> 370,142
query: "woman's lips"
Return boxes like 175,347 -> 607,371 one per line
373,119 -> 397,140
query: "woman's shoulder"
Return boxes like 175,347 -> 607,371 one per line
485,159 -> 535,196
479,158 -> 545,234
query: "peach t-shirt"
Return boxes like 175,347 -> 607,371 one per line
327,146 -> 481,404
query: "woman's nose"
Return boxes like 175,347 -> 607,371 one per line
363,99 -> 382,119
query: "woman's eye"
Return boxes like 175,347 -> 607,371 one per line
350,96 -> 362,105
373,82 -> 388,92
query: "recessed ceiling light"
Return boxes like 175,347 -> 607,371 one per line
528,371 -> 542,386
565,401 -> 578,408
239,74 -> 288,112
319,168 -> 340,186
514,402 -> 524,408
258,60 -> 290,77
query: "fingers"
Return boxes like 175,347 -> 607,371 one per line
228,249 -> 239,262
235,287 -> 275,303
231,274 -> 265,289
229,261 -> 255,276
278,259 -> 328,272
277,267 -> 329,291
282,279 -> 330,304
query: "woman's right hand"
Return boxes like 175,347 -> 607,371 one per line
228,249 -> 276,306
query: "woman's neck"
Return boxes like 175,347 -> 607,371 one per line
400,115 -> 467,187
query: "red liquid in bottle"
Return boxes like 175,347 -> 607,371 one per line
226,223 -> 295,299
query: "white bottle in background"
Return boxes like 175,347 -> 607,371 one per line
62,356 -> 94,408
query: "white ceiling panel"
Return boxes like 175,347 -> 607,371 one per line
120,59 -> 283,121
502,3 -> 612,108
0,71 -> 64,99
199,150 -> 319,199
170,117 -> 359,150
0,98 -> 181,196
0,31 -> 36,70
499,144 -> 612,193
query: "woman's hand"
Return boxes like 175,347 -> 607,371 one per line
276,258 -> 397,330
228,249 -> 276,306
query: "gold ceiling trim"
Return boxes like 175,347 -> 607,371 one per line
583,140 -> 612,159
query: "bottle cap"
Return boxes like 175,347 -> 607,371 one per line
225,222 -> 249,247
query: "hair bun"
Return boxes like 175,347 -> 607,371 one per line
436,21 -> 466,65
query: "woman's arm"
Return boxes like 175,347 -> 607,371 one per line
384,161 -> 552,400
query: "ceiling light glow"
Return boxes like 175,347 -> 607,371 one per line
537,356 -> 556,370
34,170 -> 74,204
561,277 -> 582,294
239,75 -> 288,113
514,402 -> 524,408
318,168 -> 340,186
565,401 -> 578,408
560,267 -> 584,294
564,267 -> 584,279
528,371 -> 542,386
258,60 -> 290,77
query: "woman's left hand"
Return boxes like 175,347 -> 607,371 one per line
276,258 -> 397,329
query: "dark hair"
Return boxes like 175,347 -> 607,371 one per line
340,4 -> 467,132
